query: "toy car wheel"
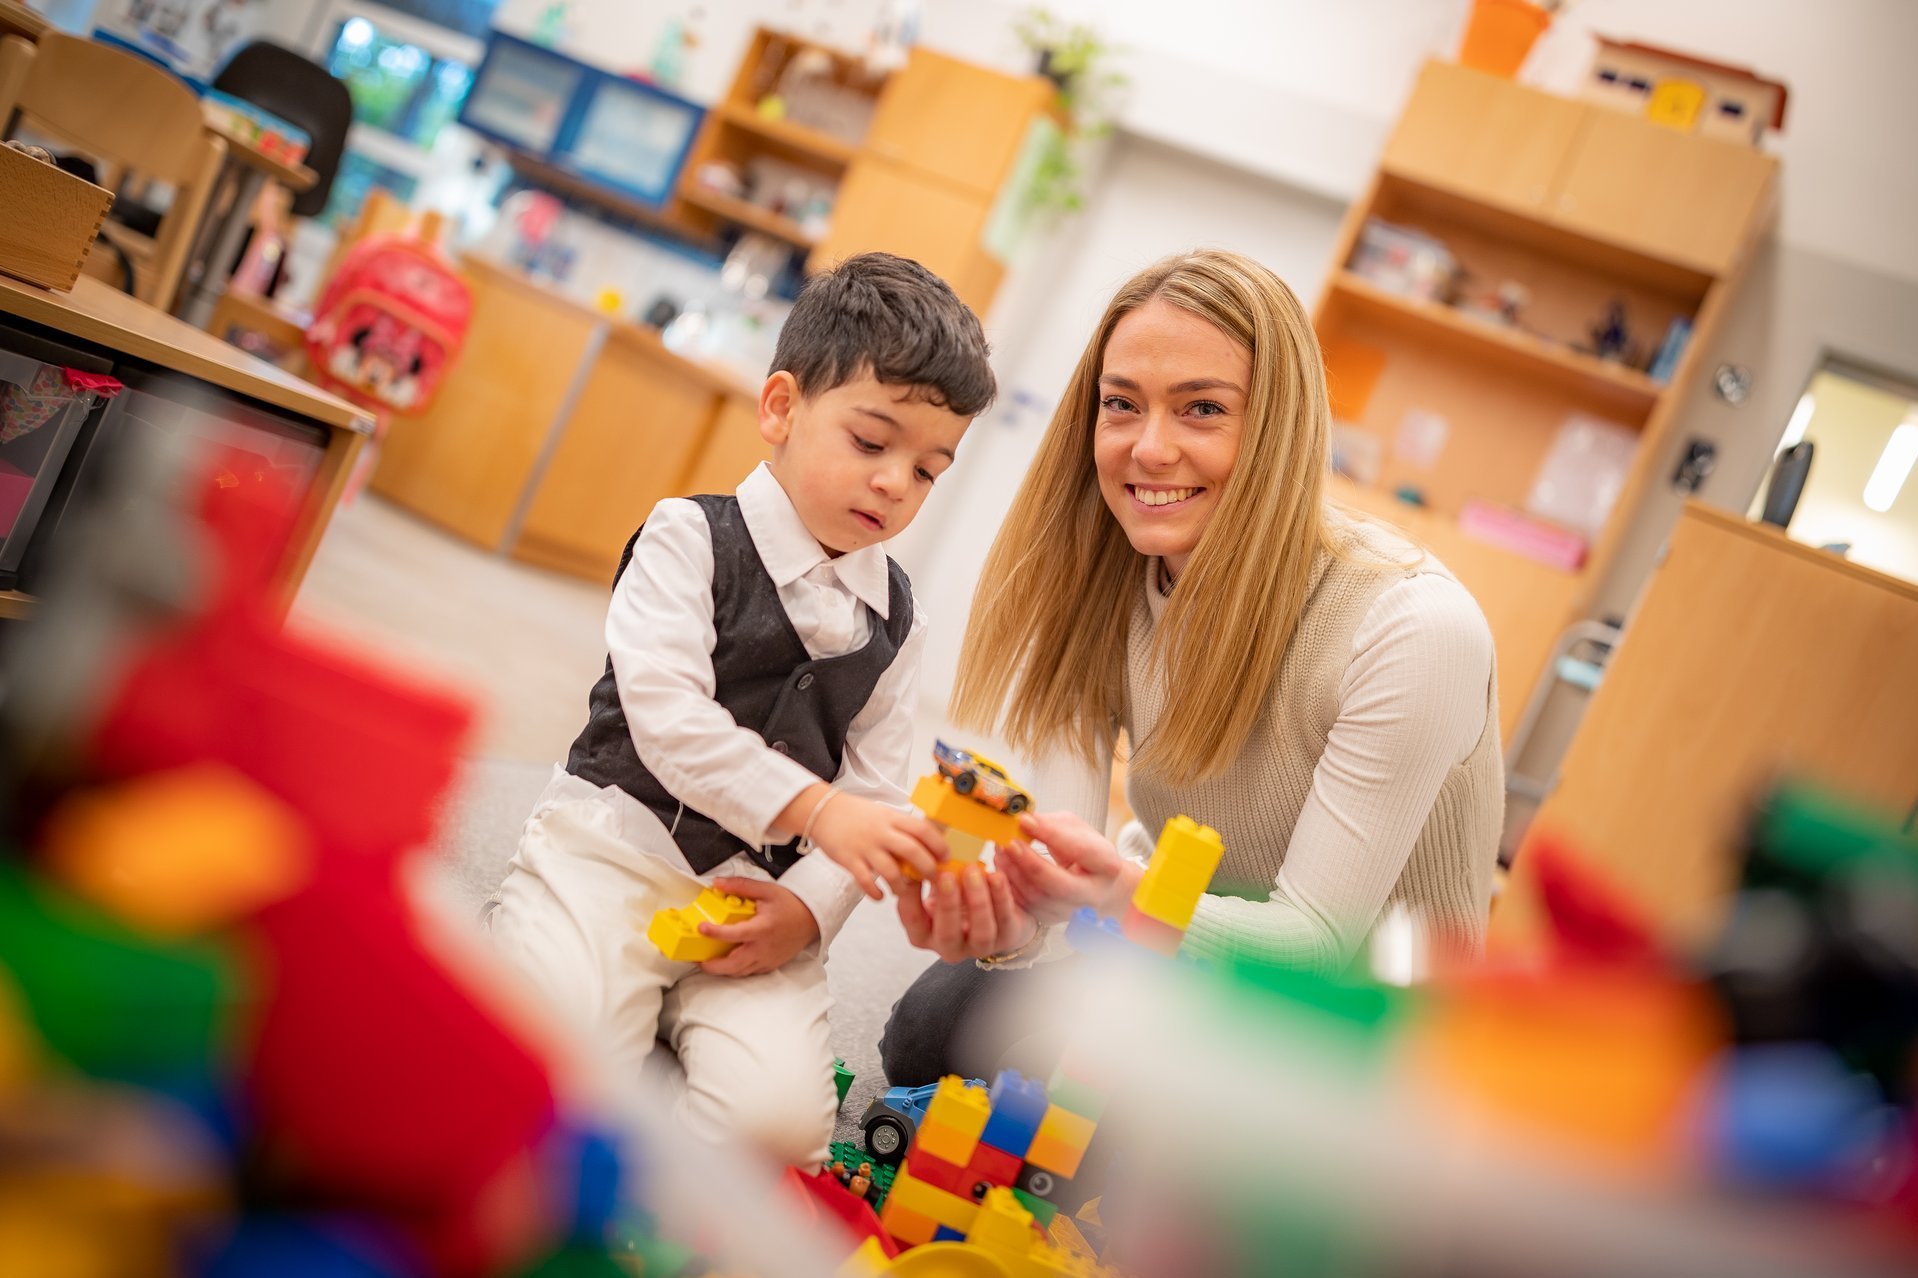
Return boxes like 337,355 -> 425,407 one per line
953,771 -> 977,796
1005,794 -> 1029,815
863,1110 -> 912,1164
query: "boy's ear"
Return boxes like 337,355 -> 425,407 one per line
758,371 -> 800,447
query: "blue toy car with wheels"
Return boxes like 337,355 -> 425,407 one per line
858,1077 -> 986,1165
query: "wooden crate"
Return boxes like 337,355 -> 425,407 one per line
0,143 -> 113,292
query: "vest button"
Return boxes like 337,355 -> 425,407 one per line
771,740 -> 789,753
797,673 -> 815,690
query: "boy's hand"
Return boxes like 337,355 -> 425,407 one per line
696,877 -> 819,977
807,793 -> 945,900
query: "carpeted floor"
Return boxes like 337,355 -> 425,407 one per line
419,756 -> 939,1142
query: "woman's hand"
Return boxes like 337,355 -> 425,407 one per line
997,811 -> 1142,923
896,862 -> 1038,964
695,877 -> 820,977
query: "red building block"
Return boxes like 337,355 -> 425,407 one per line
905,1144 -> 972,1198
244,866 -> 559,1274
964,1141 -> 1023,1195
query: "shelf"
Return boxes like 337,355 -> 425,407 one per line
677,185 -> 821,248
0,589 -> 34,620
1329,271 -> 1665,416
715,102 -> 860,167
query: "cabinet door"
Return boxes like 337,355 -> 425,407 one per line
862,47 -> 1050,195
809,158 -> 994,310
512,335 -> 722,582
1550,108 -> 1774,275
1380,60 -> 1585,213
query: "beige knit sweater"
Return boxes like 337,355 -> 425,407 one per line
1032,516 -> 1504,974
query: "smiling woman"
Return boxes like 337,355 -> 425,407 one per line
881,249 -> 1506,1088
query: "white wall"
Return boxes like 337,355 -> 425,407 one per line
882,134 -> 1346,711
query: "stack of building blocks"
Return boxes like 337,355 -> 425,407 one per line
0,449 -> 685,1276
647,887 -> 758,962
910,773 -> 1022,865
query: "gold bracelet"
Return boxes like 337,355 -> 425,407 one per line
977,924 -> 1047,969
799,786 -> 840,848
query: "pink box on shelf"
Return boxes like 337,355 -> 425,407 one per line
1458,499 -> 1588,571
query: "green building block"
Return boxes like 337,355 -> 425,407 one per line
1012,1187 -> 1058,1227
0,861 -> 247,1082
1750,783 -> 1918,892
829,1139 -> 895,1209
515,1245 -> 629,1278
834,1056 -> 855,1107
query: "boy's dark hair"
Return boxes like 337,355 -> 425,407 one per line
771,253 -> 996,417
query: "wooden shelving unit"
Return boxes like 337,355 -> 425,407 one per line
1315,59 -> 1778,741
668,27 -> 1054,315
678,184 -> 819,248
712,101 -> 858,167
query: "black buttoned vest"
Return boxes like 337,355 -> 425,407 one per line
565,495 -> 913,877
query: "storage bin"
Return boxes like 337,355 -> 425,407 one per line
0,142 -> 115,293
0,345 -> 116,589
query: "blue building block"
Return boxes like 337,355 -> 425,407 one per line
980,1068 -> 1048,1159
933,1225 -> 967,1242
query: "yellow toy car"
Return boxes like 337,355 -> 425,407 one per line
932,740 -> 1032,815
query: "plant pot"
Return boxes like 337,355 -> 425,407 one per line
1458,0 -> 1551,78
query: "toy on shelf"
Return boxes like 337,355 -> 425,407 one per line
647,885 -> 758,963
909,741 -> 1034,865
1583,38 -> 1788,146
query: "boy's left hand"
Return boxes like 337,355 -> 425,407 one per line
695,877 -> 820,977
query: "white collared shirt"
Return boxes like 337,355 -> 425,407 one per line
552,462 -> 924,946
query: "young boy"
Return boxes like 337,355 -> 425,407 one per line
486,253 -> 994,1168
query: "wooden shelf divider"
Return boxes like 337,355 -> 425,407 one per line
1331,271 -> 1664,415
714,102 -> 860,167
678,185 -> 820,247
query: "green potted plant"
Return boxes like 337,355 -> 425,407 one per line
1010,7 -> 1126,216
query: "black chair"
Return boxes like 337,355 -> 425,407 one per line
212,40 -> 354,219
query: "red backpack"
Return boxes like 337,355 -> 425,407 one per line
305,236 -> 472,416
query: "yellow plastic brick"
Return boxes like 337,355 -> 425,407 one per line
1035,1103 -> 1096,1152
1128,815 -> 1224,930
886,1167 -> 979,1232
911,775 -> 1021,846
646,887 -> 757,963
923,1074 -> 992,1143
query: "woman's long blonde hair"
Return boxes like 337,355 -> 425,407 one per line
950,249 -> 1345,784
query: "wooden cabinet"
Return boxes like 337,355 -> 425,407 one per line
1381,61 -> 1585,214
862,47 -> 1052,196
511,327 -> 731,582
1318,58 -> 1776,750
1551,108 -> 1774,275
808,158 -> 999,312
679,396 -> 772,497
1382,61 -> 1774,274
370,265 -> 600,550
674,27 -> 1049,317
1491,505 -> 1918,954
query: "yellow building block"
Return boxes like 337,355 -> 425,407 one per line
877,1199 -> 939,1248
1035,1103 -> 1096,1152
886,1167 -> 979,1233
1128,814 -> 1224,930
837,1235 -> 892,1277
924,1066 -> 997,1136
915,1117 -> 981,1167
911,775 -> 1022,846
646,887 -> 757,963
42,763 -> 312,936
965,1185 -> 1036,1254
1022,1129 -> 1088,1180
941,826 -> 988,865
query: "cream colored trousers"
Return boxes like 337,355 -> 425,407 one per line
485,781 -> 838,1168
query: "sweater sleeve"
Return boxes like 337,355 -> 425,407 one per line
1179,573 -> 1492,972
